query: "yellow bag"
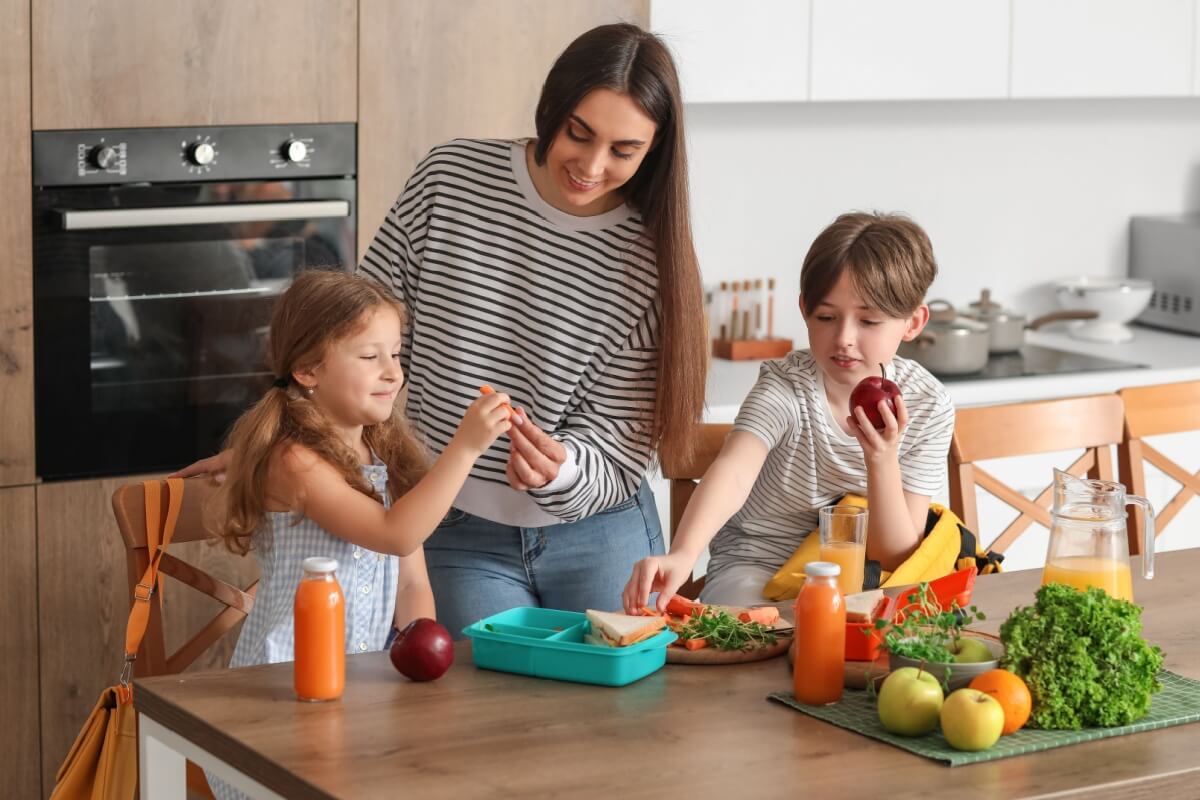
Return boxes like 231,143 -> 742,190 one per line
51,479 -> 184,800
762,494 -> 1002,601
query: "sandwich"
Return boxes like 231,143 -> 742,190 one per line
845,589 -> 885,624
585,609 -> 667,647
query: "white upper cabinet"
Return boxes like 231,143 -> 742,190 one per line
1011,0 -> 1193,98
650,0 -> 810,103
810,0 -> 1010,101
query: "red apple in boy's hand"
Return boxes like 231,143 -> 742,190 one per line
850,365 -> 902,430
389,618 -> 454,681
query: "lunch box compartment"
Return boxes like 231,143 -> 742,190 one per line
484,623 -> 557,640
463,607 -> 676,687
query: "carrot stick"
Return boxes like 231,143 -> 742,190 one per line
478,384 -> 513,418
682,637 -> 708,651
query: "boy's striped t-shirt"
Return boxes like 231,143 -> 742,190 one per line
707,350 -> 955,577
358,138 -> 660,525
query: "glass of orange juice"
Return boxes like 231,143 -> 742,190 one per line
818,505 -> 868,597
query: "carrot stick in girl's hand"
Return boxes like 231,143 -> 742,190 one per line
479,385 -> 513,419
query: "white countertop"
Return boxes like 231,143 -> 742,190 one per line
704,323 -> 1200,421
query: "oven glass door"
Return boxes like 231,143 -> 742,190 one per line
34,179 -> 356,480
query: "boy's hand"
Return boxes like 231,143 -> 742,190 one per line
168,449 -> 232,483
848,392 -> 909,465
505,407 -> 566,491
451,392 -> 513,456
623,552 -> 697,615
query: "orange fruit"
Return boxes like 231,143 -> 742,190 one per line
969,669 -> 1031,735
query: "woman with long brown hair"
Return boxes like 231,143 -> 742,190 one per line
182,23 -> 706,635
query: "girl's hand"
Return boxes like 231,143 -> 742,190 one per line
623,552 -> 697,615
847,392 -> 909,465
168,449 -> 233,482
450,392 -> 513,456
504,407 -> 567,491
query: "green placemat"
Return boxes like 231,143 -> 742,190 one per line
768,670 -> 1200,766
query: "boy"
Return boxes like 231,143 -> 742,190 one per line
623,211 -> 954,611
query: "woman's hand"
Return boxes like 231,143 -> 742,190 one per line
168,450 -> 233,482
848,393 -> 909,466
505,407 -> 566,491
450,392 -> 513,457
623,552 -> 697,615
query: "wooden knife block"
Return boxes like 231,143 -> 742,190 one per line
712,338 -> 793,361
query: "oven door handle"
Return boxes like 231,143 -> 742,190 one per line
58,200 -> 351,230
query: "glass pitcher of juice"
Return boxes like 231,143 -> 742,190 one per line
793,561 -> 845,705
294,556 -> 345,702
1041,469 -> 1156,602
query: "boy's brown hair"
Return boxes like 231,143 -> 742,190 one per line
799,211 -> 937,318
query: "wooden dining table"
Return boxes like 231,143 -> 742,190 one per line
135,548 -> 1200,799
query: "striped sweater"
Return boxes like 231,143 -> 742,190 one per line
359,138 -> 659,525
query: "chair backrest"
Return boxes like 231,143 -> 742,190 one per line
1117,380 -> 1200,554
111,478 -> 258,678
948,394 -> 1126,555
661,423 -> 732,598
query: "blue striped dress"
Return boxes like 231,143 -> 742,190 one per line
209,461 -> 399,799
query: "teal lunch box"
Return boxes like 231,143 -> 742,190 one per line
462,607 -> 677,687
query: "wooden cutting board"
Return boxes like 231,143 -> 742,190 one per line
666,604 -> 793,665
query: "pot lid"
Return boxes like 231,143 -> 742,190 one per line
926,299 -> 989,334
965,289 -> 1023,323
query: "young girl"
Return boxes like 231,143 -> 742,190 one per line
624,212 -> 955,612
213,269 -> 511,670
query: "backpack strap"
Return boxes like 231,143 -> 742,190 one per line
120,478 -> 184,687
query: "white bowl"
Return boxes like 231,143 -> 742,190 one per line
1053,276 -> 1153,343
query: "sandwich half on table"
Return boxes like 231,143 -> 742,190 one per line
585,609 -> 667,647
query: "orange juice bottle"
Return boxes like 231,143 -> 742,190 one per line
793,562 -> 845,705
294,557 -> 345,702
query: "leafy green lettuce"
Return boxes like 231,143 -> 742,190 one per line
999,583 -> 1164,729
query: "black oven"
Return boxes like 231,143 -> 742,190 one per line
33,123 -> 356,480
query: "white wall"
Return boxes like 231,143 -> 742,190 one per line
686,97 -> 1200,347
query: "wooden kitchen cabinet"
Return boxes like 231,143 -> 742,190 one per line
0,487 -> 40,800
357,0 -> 649,259
650,0 -> 810,103
0,0 -> 33,487
810,0 -> 1009,101
1011,0 -> 1193,98
37,476 -> 258,795
31,0 -> 357,129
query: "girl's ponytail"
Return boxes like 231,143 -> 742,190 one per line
217,386 -> 291,554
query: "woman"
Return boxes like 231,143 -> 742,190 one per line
180,23 -> 706,634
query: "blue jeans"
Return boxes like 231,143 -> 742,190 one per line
423,481 -> 665,638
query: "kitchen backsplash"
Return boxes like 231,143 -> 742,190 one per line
685,97 -> 1200,348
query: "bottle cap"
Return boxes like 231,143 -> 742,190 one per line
804,561 -> 841,577
302,556 -> 338,574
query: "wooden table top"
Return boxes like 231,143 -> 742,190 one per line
136,548 -> 1200,800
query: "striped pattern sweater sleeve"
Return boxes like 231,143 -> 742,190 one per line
358,138 -> 659,522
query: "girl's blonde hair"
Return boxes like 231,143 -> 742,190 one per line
216,270 -> 429,554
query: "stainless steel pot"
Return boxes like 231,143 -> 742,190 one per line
963,289 -> 1098,353
897,299 -> 990,375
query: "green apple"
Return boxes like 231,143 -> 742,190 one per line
949,637 -> 994,664
877,667 -> 944,736
940,688 -> 1005,751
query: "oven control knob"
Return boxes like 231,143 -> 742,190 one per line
188,142 -> 216,166
282,139 -> 308,163
89,145 -> 118,170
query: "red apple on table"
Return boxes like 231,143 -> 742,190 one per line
850,364 -> 902,430
389,618 -> 454,681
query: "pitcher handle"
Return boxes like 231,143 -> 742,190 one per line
1127,494 -> 1156,580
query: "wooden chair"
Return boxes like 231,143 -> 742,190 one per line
1117,380 -> 1200,555
112,478 -> 259,797
948,394 -> 1126,557
662,423 -> 732,598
